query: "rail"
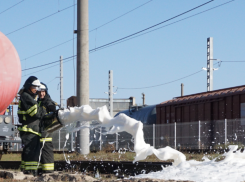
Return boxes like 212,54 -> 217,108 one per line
0,161 -> 172,175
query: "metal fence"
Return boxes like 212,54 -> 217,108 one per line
10,118 -> 245,151
89,118 -> 245,150
155,119 -> 245,149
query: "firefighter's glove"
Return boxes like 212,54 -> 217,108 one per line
55,109 -> 64,126
48,105 -> 56,113
55,109 -> 60,118
42,112 -> 55,120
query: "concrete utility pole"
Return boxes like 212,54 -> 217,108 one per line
108,70 -> 113,117
142,93 -> 145,105
207,37 -> 213,92
181,83 -> 184,96
76,0 -> 90,155
60,56 -> 63,108
108,70 -> 118,150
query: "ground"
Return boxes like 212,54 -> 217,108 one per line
1,151 -> 224,162
0,170 -> 195,182
0,152 -> 225,181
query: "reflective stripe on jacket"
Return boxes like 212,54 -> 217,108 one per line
18,90 -> 46,124
40,138 -> 52,142
18,103 -> 38,117
18,125 -> 41,137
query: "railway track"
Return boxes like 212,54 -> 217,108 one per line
0,148 -> 235,175
0,161 -> 172,175
104,148 -> 233,154
3,148 -> 235,154
1,151 -> 75,154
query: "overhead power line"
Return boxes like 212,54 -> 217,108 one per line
89,0 -> 214,53
0,0 -> 24,15
20,0 -> 153,62
21,38 -> 75,62
117,62 -> 220,90
21,0 -> 212,61
20,0 -> 234,73
90,0 -> 235,53
217,60 -> 245,67
22,64 -> 59,77
22,58 -> 73,77
6,4 -> 76,36
118,70 -> 203,90
221,61 -> 245,62
21,55 -> 76,71
20,0 -> 233,64
89,0 -> 153,33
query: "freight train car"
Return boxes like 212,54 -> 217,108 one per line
156,85 -> 245,123
156,84 -> 245,149
116,85 -> 245,149
115,105 -> 156,125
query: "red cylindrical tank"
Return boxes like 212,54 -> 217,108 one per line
0,32 -> 21,114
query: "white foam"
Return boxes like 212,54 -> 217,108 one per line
59,105 -> 245,181
58,105 -> 186,166
135,145 -> 245,182
63,133 -> 71,164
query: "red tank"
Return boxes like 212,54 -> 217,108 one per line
0,32 -> 21,114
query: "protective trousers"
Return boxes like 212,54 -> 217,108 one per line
19,120 -> 41,175
20,132 -> 40,174
40,137 -> 54,173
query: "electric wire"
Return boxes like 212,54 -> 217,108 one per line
47,77 -> 58,84
22,64 -> 59,77
0,0 -> 24,15
117,70 -> 203,90
20,0 -> 234,73
20,38 -> 75,62
22,58 -> 73,77
20,0 -> 228,62
19,0 -> 153,62
21,0 -> 231,60
89,0 -> 214,53
217,60 -> 245,67
117,62 -> 220,90
89,0 -> 154,33
90,0 -> 235,53
6,4 -> 76,36
221,61 -> 245,62
21,55 -> 76,71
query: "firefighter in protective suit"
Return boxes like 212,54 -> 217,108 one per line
37,82 -> 57,174
17,76 -> 46,176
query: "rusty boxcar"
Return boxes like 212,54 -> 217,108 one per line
156,85 -> 245,124
155,85 -> 245,149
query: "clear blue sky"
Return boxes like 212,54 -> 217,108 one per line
1,0 -> 245,110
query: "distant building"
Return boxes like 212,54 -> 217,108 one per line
66,96 -> 135,116
66,96 -> 136,151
